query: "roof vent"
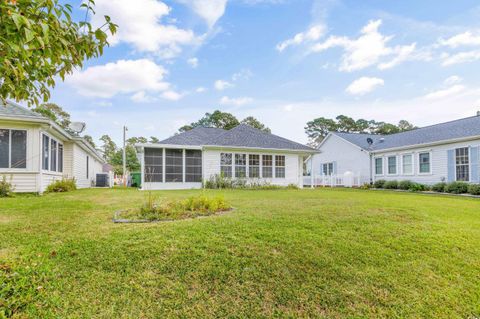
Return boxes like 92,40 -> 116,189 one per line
366,137 -> 373,145
379,138 -> 385,143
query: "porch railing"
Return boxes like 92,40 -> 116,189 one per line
303,172 -> 370,188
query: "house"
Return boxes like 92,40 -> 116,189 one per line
0,101 -> 105,193
308,114 -> 480,186
135,124 -> 318,190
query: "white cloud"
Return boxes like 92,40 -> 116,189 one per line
91,0 -> 199,58
214,80 -> 234,90
178,0 -> 227,28
310,20 -> 418,72
424,84 -> 465,100
161,90 -> 183,101
276,25 -> 325,52
196,87 -> 207,93
439,31 -> 480,48
232,68 -> 253,81
444,75 -> 462,85
346,77 -> 384,96
131,91 -> 156,103
188,57 -> 199,68
67,59 -> 170,98
442,50 -> 480,66
219,96 -> 253,106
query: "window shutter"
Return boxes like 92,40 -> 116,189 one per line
333,161 -> 337,175
447,149 -> 455,182
470,146 -> 479,183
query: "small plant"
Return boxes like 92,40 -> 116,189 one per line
467,184 -> 480,195
373,179 -> 386,188
359,183 -> 371,190
398,180 -> 414,190
431,182 -> 447,193
0,175 -> 14,197
46,178 -> 77,193
204,174 -> 298,190
445,181 -> 469,194
408,183 -> 428,192
383,180 -> 398,189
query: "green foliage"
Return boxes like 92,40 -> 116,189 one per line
99,135 -> 117,162
373,179 -> 386,188
45,178 -> 77,193
408,183 -> 429,192
0,175 -> 14,197
110,146 -> 140,175
0,0 -> 117,106
179,110 -> 270,133
204,174 -> 299,190
398,180 -> 415,190
83,135 -> 96,148
467,184 -> 480,195
33,103 -> 72,131
240,116 -> 271,133
445,182 -> 469,194
359,183 -> 372,190
432,182 -> 447,193
383,180 -> 399,189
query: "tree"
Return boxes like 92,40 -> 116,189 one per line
126,137 -> 147,145
397,120 -> 417,132
83,135 -> 96,148
33,103 -> 72,131
304,117 -> 338,147
149,136 -> 160,143
335,115 -> 357,133
0,0 -> 117,106
241,116 -> 271,133
99,135 -> 117,162
110,146 -> 140,175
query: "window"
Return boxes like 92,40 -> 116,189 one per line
387,156 -> 397,175
262,155 -> 273,178
402,154 -> 413,175
42,134 -> 50,170
235,154 -> 247,178
50,139 -> 57,172
322,162 -> 334,175
220,153 -> 232,178
419,152 -> 431,174
144,148 -> 163,182
86,156 -> 89,179
0,129 -> 26,169
275,155 -> 285,178
58,144 -> 63,173
455,147 -> 469,181
375,158 -> 383,175
249,154 -> 260,178
186,150 -> 202,182
165,149 -> 183,182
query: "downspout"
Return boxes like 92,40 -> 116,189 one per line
369,152 -> 373,184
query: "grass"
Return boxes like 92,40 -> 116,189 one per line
1,188 -> 479,318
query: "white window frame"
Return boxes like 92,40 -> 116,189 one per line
374,157 -> 383,176
387,155 -> 398,175
274,155 -> 286,179
42,133 -> 63,174
454,147 -> 470,182
418,151 -> 432,175
401,153 -> 414,176
0,128 -> 28,170
321,162 -> 334,176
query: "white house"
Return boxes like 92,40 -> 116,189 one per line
135,124 -> 318,190
0,101 -> 105,193
308,114 -> 480,186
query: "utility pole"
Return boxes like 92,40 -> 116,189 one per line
123,125 -> 128,187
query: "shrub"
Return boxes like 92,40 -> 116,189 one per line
359,183 -> 372,190
46,178 -> 77,193
409,183 -> 428,192
0,175 -> 14,197
431,182 -> 447,193
204,174 -> 298,190
373,179 -> 386,188
384,180 -> 398,189
445,181 -> 469,194
398,180 -> 414,190
467,184 -> 480,195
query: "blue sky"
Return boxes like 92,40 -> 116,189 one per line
52,0 -> 480,145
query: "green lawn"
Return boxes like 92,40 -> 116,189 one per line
1,188 -> 479,318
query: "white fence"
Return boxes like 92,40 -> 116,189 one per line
303,172 -> 370,188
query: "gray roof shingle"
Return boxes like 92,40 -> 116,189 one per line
332,115 -> 480,151
0,100 -> 44,119
157,124 -> 315,151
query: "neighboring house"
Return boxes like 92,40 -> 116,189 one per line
309,113 -> 480,185
0,101 -> 105,193
135,124 -> 318,190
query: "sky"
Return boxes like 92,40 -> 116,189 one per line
50,0 -> 480,145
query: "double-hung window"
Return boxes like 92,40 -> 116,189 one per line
0,129 -> 27,169
42,134 -> 49,170
262,155 -> 273,178
275,155 -> 285,178
42,134 -> 63,173
249,154 -> 260,178
402,154 -> 413,175
419,152 -> 431,174
387,156 -> 397,175
235,154 -> 247,178
220,153 -> 233,178
375,158 -> 383,175
455,147 -> 469,181
322,162 -> 334,176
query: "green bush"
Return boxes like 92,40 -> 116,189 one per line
0,175 -> 14,197
467,184 -> 480,195
398,180 -> 414,190
373,179 -> 386,188
445,182 -> 469,194
384,180 -> 398,189
204,174 -> 298,190
431,182 -> 447,193
359,183 -> 372,190
409,183 -> 428,192
46,178 -> 77,193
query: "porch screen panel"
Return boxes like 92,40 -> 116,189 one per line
144,148 -> 163,182
0,130 -> 9,168
186,150 -> 202,182
165,149 -> 183,182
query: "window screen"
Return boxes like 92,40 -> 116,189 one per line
220,153 -> 232,178
0,129 -> 9,168
165,149 -> 183,182
275,155 -> 285,178
186,150 -> 202,182
144,148 -> 163,182
262,155 -> 272,178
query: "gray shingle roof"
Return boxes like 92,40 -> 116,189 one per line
158,124 -> 316,151
332,115 -> 480,151
0,100 -> 44,119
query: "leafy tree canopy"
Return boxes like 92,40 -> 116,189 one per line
179,110 -> 270,133
0,0 -> 117,106
33,103 -> 72,131
305,115 -> 417,147
83,135 -> 96,148
99,134 -> 117,162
